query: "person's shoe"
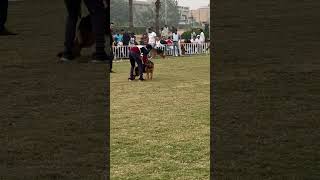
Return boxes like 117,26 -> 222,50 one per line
139,78 -> 145,81
110,70 -> 115,73
59,56 -> 73,63
58,53 -> 74,63
0,28 -> 17,36
91,52 -> 109,63
128,78 -> 134,81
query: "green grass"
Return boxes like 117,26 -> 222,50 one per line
110,55 -> 210,179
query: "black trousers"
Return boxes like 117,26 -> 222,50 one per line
129,51 -> 143,79
0,0 -> 8,31
64,0 -> 106,57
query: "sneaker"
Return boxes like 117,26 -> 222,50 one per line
139,78 -> 145,81
0,28 -> 17,36
58,53 -> 74,63
91,52 -> 110,63
128,78 -> 134,81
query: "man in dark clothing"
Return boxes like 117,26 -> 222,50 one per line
128,45 -> 153,81
108,22 -> 115,72
0,0 -> 17,36
60,0 -> 108,63
122,31 -> 131,46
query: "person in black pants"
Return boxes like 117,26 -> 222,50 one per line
60,0 -> 108,63
107,21 -> 115,72
128,45 -> 152,81
0,0 -> 17,36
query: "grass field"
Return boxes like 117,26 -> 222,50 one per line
111,55 -> 210,179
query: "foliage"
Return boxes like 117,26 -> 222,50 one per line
112,26 -> 147,35
110,0 -> 129,26
181,28 -> 210,41
111,0 -> 180,27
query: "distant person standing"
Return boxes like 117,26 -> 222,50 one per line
0,0 -> 17,36
162,25 -> 169,38
147,28 -> 157,48
191,30 -> 196,40
60,0 -> 108,63
109,22 -> 115,72
196,35 -> 202,53
199,29 -> 205,43
199,29 -> 206,53
129,33 -> 137,45
190,36 -> 198,54
122,30 -> 131,46
172,29 -> 180,57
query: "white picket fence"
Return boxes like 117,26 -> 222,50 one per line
112,43 -> 210,60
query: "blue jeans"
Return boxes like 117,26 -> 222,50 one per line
173,41 -> 179,56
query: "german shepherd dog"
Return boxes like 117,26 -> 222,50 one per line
57,14 -> 95,59
134,60 -> 154,80
150,48 -> 165,59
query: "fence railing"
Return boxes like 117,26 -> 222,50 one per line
112,43 -> 210,60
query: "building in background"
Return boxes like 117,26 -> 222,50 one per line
189,5 -> 210,26
177,6 -> 190,25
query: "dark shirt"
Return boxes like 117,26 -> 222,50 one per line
123,33 -> 131,45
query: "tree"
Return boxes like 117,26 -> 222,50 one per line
134,0 -> 179,28
155,0 -> 161,35
110,0 -> 129,26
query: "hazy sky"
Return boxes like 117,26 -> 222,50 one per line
176,0 -> 210,10
139,0 -> 210,10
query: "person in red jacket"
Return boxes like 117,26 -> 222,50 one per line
128,44 -> 152,81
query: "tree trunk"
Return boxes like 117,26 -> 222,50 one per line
155,0 -> 161,35
129,0 -> 133,29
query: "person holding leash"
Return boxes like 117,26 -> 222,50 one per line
0,0 -> 17,36
60,0 -> 109,63
128,44 -> 153,81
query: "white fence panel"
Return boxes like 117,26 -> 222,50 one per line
112,43 -> 210,60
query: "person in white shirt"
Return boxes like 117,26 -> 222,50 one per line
172,29 -> 180,57
162,25 -> 169,38
196,35 -> 203,53
191,30 -> 197,40
148,28 -> 157,48
190,36 -> 198,54
199,29 -> 205,43
190,36 -> 197,43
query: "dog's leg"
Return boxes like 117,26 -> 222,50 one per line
150,66 -> 154,80
146,72 -> 149,80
